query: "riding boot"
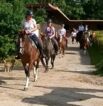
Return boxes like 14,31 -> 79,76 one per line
37,41 -> 46,58
15,48 -> 21,59
51,38 -> 59,55
15,53 -> 20,59
15,44 -> 21,59
54,44 -> 58,55
39,49 -> 46,58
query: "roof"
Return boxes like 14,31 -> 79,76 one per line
70,20 -> 103,22
26,3 -> 70,23
26,3 -> 103,23
48,3 -> 70,21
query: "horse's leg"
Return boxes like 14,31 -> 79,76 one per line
59,44 -> 62,58
23,63 -> 30,90
62,47 -> 65,56
45,57 -> 49,71
40,57 -> 47,71
33,60 -> 39,82
51,55 -> 55,69
83,43 -> 87,55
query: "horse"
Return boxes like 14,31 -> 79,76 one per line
18,30 -> 46,90
58,36 -> 67,57
79,31 -> 90,54
89,31 -> 96,46
41,33 -> 56,70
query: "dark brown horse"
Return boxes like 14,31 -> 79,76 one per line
41,33 -> 56,70
18,30 -> 46,90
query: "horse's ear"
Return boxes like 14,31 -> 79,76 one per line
18,29 -> 26,36
40,32 -> 45,37
18,30 -> 21,35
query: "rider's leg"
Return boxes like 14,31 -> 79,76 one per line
51,37 -> 59,54
30,35 -> 45,58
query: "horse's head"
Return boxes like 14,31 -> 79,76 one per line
40,33 -> 50,43
18,30 -> 26,40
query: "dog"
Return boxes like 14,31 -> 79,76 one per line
3,59 -> 15,72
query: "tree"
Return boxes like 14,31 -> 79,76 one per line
0,0 -> 25,59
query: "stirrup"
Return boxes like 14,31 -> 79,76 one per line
15,54 -> 20,59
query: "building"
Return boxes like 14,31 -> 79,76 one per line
26,3 -> 103,31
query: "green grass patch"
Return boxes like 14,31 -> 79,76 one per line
88,31 -> 103,76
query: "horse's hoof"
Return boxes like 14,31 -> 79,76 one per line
34,78 -> 37,82
24,87 -> 28,91
34,80 -> 36,82
44,69 -> 48,73
51,66 -> 54,69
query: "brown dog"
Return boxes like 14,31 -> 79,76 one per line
3,59 -> 15,72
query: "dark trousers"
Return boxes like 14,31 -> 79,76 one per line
51,37 -> 58,52
29,34 -> 43,54
76,31 -> 83,42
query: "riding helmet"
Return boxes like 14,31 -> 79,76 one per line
26,10 -> 33,16
48,19 -> 52,23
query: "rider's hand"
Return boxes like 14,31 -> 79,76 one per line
25,30 -> 31,35
50,36 -> 53,39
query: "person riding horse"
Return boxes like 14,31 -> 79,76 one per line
71,28 -> 77,44
57,24 -> 67,55
45,19 -> 59,55
15,10 -> 45,59
58,24 -> 66,42
76,23 -> 85,47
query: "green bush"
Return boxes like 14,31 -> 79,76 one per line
88,31 -> 103,76
0,1 -> 25,60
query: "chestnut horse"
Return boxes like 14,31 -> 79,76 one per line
58,36 -> 67,56
79,31 -> 90,54
18,30 -> 46,90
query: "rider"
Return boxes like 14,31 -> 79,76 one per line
71,28 -> 77,43
58,24 -> 68,46
76,23 -> 85,42
15,10 -> 45,59
85,24 -> 88,32
58,24 -> 66,40
45,19 -> 58,54
78,23 -> 85,33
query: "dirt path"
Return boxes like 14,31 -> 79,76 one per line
0,38 -> 103,106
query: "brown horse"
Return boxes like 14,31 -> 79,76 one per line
18,30 -> 46,90
58,36 -> 67,56
80,31 -> 90,54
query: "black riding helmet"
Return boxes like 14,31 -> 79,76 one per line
26,10 -> 33,16
47,19 -> 52,23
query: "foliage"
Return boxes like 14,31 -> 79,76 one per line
88,31 -> 103,76
0,0 -> 25,59
0,0 -> 103,59
34,8 -> 47,23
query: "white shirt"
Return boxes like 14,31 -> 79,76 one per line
22,18 -> 38,36
58,28 -> 66,36
71,31 -> 77,37
78,25 -> 84,31
85,25 -> 88,31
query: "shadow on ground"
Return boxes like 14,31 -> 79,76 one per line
22,86 -> 103,106
66,46 -> 93,65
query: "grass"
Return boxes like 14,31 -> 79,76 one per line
88,31 -> 103,76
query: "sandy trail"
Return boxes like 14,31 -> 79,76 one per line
0,38 -> 103,106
